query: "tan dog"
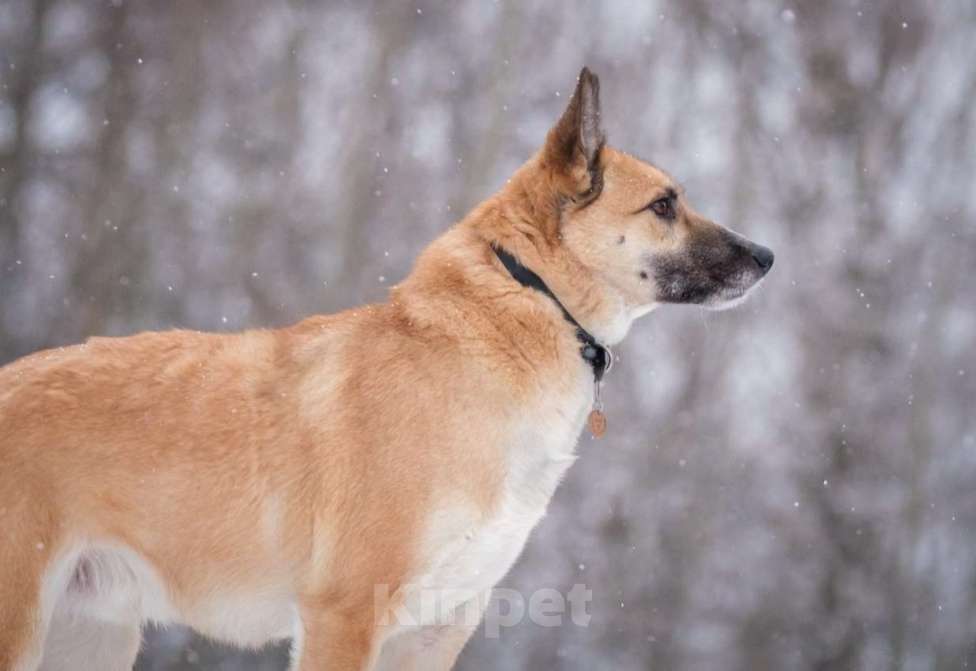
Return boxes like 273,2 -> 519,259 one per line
0,68 -> 772,671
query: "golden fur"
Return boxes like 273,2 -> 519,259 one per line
0,68 -> 771,670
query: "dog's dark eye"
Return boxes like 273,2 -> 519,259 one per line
648,196 -> 675,220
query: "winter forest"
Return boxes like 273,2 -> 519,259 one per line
2,0 -> 975,669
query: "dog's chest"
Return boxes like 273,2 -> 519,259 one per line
402,384 -> 591,622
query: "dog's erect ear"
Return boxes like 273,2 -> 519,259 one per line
542,67 -> 606,201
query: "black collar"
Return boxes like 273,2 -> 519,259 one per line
491,244 -> 612,382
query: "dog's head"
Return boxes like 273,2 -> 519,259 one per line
539,68 -> 773,313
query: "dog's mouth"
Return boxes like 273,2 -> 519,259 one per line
700,274 -> 767,311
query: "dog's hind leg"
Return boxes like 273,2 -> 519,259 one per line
38,610 -> 141,671
0,494 -> 64,671
37,551 -> 144,671
0,550 -> 45,671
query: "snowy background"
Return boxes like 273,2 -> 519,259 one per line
2,0 -> 976,669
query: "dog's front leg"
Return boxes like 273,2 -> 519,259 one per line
296,603 -> 380,671
372,590 -> 489,671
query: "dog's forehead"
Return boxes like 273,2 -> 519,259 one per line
609,150 -> 673,186
604,149 -> 677,202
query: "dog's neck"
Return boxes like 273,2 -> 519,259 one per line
401,236 -> 632,354
490,243 -> 612,383
470,161 -> 644,347
484,233 -> 636,347
394,158 -> 646,350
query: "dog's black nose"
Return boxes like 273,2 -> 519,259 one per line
751,245 -> 775,274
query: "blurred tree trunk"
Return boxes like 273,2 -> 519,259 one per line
0,0 -> 49,360
331,2 -> 416,308
70,1 -> 135,340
